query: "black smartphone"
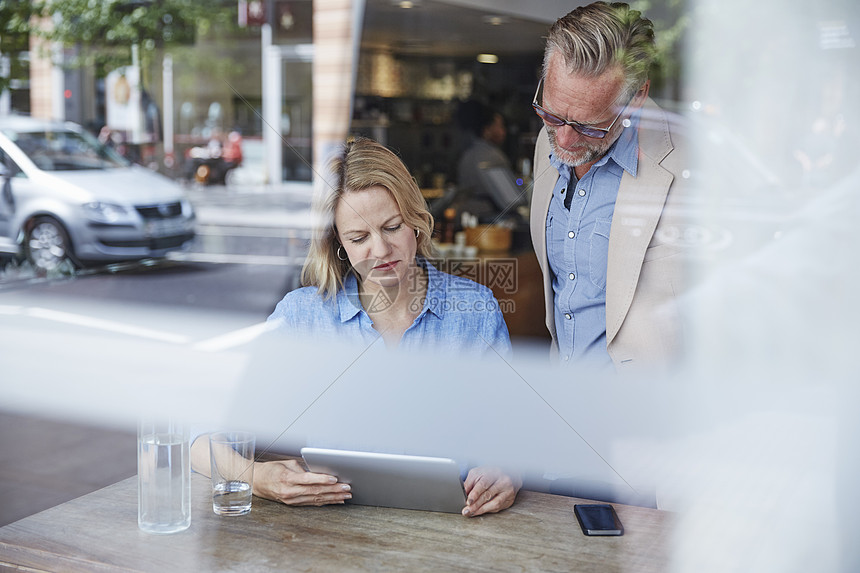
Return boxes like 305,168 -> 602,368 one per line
574,504 -> 624,536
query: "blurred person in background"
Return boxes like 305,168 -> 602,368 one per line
457,101 -> 526,223
221,130 -> 243,175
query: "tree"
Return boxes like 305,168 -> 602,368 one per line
2,0 -> 243,97
0,0 -> 46,96
34,0 -> 241,76
631,0 -> 690,102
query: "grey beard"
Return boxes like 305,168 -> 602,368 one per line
547,127 -> 610,168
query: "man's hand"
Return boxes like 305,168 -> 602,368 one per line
462,467 -> 521,517
253,459 -> 352,506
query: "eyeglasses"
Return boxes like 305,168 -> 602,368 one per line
532,77 -> 632,139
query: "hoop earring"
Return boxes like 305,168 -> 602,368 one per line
415,228 -> 420,238
337,245 -> 349,261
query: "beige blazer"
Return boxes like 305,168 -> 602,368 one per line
530,98 -> 691,372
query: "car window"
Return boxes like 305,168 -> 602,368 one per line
0,147 -> 24,178
7,129 -> 129,171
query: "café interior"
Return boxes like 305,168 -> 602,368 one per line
2,0 -> 859,570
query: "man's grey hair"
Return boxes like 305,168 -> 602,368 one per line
543,1 -> 656,104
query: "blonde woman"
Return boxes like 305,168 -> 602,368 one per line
237,137 -> 519,517
268,136 -> 511,357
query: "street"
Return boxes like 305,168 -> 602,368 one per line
0,184 -> 314,527
0,183 -> 314,323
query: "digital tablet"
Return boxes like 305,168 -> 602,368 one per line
300,447 -> 466,513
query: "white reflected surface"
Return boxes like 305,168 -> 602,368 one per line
673,0 -> 859,570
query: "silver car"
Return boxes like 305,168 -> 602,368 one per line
0,116 -> 196,272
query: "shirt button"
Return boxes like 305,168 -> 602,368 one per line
563,355 -> 570,361
568,273 -> 575,280
564,313 -> 571,320
561,187 -> 566,194
578,189 -> 586,197
568,231 -> 575,239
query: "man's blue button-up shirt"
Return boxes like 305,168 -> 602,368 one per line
545,119 -> 639,367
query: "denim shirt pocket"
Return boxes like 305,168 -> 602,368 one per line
588,217 -> 613,290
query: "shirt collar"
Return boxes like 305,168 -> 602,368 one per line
609,109 -> 640,177
337,273 -> 363,323
422,258 -> 447,319
335,257 -> 447,322
547,110 -> 641,178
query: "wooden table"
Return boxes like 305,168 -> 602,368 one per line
0,473 -> 673,572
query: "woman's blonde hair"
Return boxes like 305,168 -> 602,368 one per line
301,137 -> 436,299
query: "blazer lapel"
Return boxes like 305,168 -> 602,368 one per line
531,128 -> 558,269
531,129 -> 560,340
605,100 -> 674,346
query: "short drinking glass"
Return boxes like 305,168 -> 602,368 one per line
209,431 -> 256,516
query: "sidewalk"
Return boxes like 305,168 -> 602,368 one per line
184,182 -> 314,230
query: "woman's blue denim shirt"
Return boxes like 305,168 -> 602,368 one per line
267,258 -> 512,359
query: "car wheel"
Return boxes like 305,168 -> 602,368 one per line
25,217 -> 76,273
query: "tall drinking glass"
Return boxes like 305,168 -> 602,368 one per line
137,419 -> 191,534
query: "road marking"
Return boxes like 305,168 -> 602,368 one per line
3,304 -> 271,351
1,305 -> 191,344
193,322 -> 274,352
168,252 -> 306,266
